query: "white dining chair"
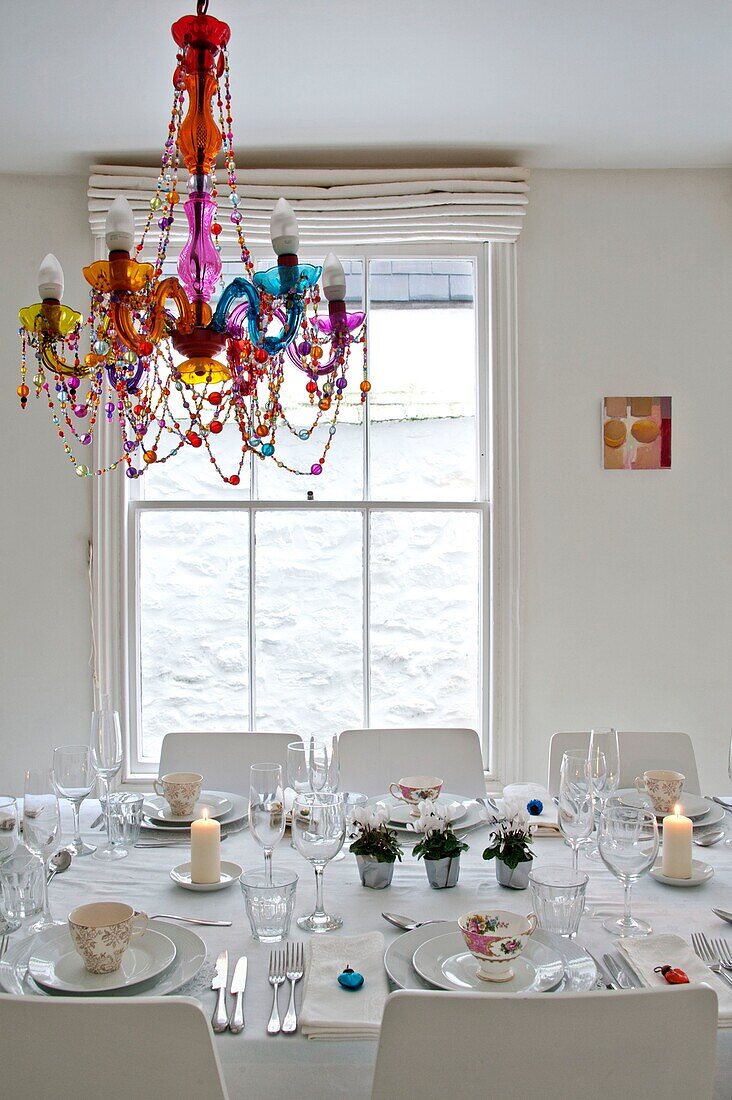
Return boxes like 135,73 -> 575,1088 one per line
547,730 -> 701,795
370,987 -> 717,1100
158,730 -> 302,794
338,728 -> 486,798
0,995 -> 229,1099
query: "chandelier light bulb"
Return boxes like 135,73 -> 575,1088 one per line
37,253 -> 64,301
105,195 -> 136,253
270,197 -> 299,256
322,252 -> 347,301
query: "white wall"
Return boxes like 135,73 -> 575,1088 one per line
1,169 -> 731,796
0,176 -> 93,794
518,168 -> 732,793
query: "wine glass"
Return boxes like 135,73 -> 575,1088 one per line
0,798 -> 19,864
287,742 -> 313,796
291,792 -> 346,932
598,805 -> 658,936
583,747 -> 608,860
23,769 -> 63,932
248,763 -> 286,886
557,751 -> 594,870
52,745 -> 96,857
90,700 -> 124,862
588,728 -> 620,808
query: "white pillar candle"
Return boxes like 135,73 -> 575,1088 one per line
190,809 -> 220,884
661,804 -> 692,879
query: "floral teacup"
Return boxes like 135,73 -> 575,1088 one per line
153,771 -> 203,816
458,909 -> 538,982
68,901 -> 148,974
388,776 -> 443,816
634,770 -> 685,815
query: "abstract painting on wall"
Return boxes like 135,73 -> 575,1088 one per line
603,396 -> 671,470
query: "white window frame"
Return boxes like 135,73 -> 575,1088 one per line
92,240 -> 519,785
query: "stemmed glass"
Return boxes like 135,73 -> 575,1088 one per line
0,797 -> 19,864
598,805 -> 658,936
52,745 -> 96,857
90,700 -> 124,862
583,747 -> 608,859
23,769 -> 63,932
248,764 -> 286,886
588,727 -> 620,811
558,751 -> 594,870
292,792 -> 346,932
288,738 -> 338,794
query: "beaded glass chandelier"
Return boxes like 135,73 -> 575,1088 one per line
17,1 -> 368,483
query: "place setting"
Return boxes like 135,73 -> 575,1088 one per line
365,774 -> 488,842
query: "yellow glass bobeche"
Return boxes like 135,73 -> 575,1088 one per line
19,302 -> 82,338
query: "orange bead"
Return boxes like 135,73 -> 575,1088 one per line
311,346 -> 323,361
256,424 -> 268,437
360,380 -> 371,393
168,191 -> 179,205
143,449 -> 157,464
16,384 -> 29,398
318,397 -> 331,411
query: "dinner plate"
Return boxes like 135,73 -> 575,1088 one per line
366,795 -> 483,837
170,860 -> 242,891
384,923 -> 597,993
28,926 -> 176,994
387,797 -> 467,826
140,791 -> 248,832
650,858 -> 714,887
615,789 -> 712,821
413,931 -> 565,993
0,919 -> 206,998
143,792 -> 232,824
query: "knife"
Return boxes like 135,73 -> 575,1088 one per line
604,953 -> 636,989
586,950 -> 619,989
211,949 -> 229,1033
712,907 -> 732,925
228,956 -> 248,1034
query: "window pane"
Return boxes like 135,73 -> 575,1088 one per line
369,510 -> 481,731
255,510 -> 363,737
257,260 -> 364,501
138,510 -> 250,760
368,260 -> 477,501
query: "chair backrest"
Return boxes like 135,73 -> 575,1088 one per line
371,987 -> 717,1100
547,731 -> 701,795
338,728 -> 486,798
159,731 -> 302,794
0,995 -> 229,1100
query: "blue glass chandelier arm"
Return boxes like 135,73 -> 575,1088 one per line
252,263 -> 322,297
212,276 -> 261,335
212,274 -> 307,356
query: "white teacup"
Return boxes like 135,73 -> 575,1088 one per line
388,775 -> 444,816
153,771 -> 203,816
68,902 -> 147,974
634,770 -> 685,815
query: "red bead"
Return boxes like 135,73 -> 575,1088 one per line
211,223 -> 222,236
186,430 -> 202,447
139,340 -> 154,356
208,391 -> 222,405
209,420 -> 223,434
253,348 -> 268,364
306,381 -> 317,394
229,474 -> 240,485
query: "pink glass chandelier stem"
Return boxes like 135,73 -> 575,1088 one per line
177,190 -> 221,302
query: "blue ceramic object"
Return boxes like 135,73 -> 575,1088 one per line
527,799 -> 543,816
338,966 -> 364,990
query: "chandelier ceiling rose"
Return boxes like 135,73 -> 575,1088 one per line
17,1 -> 368,482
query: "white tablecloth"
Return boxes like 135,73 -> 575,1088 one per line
5,803 -> 731,1098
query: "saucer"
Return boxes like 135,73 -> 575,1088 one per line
615,789 -> 711,821
412,931 -> 565,993
28,926 -> 176,994
387,797 -> 468,826
143,792 -> 232,825
170,860 -> 242,891
650,859 -> 714,887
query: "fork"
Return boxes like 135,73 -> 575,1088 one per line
282,942 -> 304,1034
267,949 -> 286,1035
712,939 -> 732,973
691,932 -> 732,989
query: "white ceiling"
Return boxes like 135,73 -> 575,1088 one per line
5,0 -> 732,174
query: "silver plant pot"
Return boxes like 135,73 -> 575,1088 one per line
495,857 -> 532,890
356,854 -> 395,889
424,855 -> 461,888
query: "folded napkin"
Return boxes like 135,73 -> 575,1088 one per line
300,932 -> 389,1041
501,784 -> 561,836
619,934 -> 732,1026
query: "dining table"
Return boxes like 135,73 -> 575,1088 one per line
2,799 -> 730,1098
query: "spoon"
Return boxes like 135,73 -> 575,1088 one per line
381,912 -> 445,932
46,849 -> 72,885
693,829 -> 726,847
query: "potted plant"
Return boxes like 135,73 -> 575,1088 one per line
349,803 -> 403,888
412,800 -> 468,888
482,801 -> 535,889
